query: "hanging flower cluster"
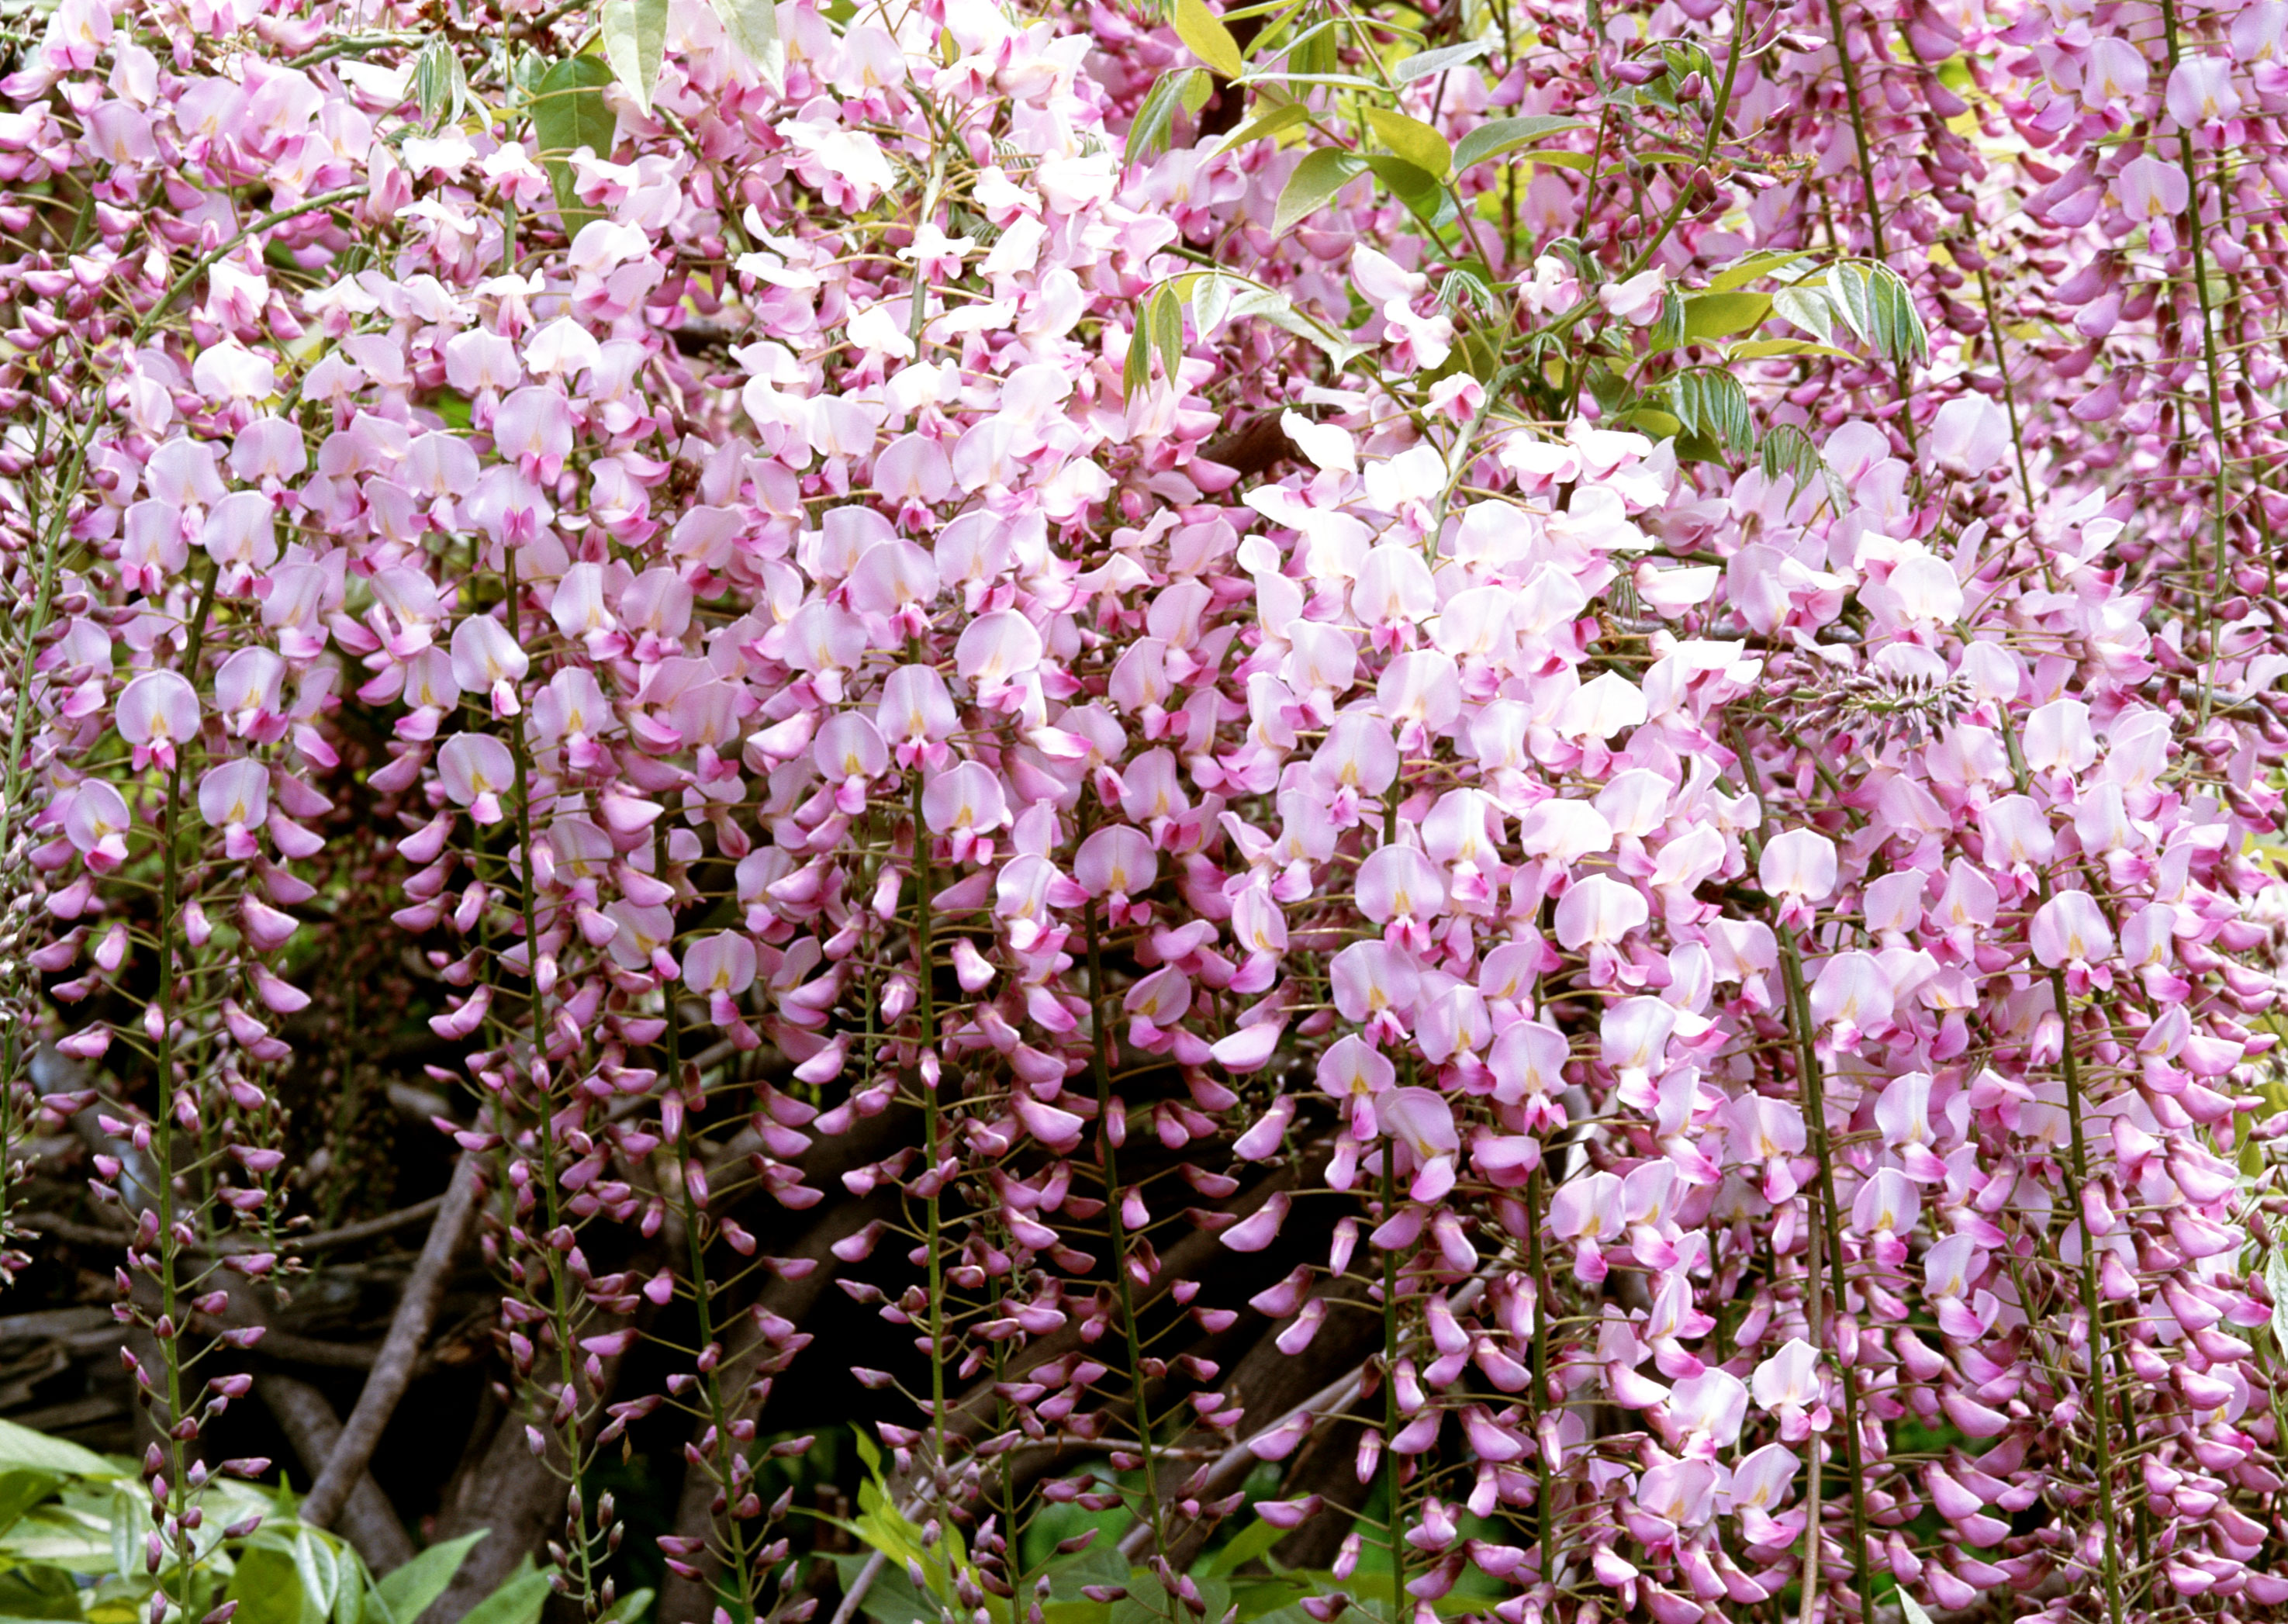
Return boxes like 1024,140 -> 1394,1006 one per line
5,0 -> 2288,1621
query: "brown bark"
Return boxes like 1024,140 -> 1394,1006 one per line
302,1152 -> 486,1530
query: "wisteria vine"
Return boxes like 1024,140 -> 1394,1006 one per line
6,0 -> 2288,1621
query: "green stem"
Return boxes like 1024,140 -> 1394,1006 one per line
2044,956 -> 2131,1622
1523,1168 -> 1554,1577
1995,720 -> 2134,1623
1376,780 -> 1406,1622
152,555 -> 219,1618
1729,728 -> 1873,1624
1379,1156 -> 1405,1624
503,547 -> 593,1608
1973,262 -> 2041,527
2158,0 -> 2234,731
910,765 -> 945,1471
1080,879 -> 1165,1560
659,824 -> 754,1614
1773,942 -> 1875,1624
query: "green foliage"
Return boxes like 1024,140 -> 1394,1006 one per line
410,39 -> 469,131
1758,421 -> 1826,491
828,1431 -> 1498,1624
707,0 -> 783,82
374,1531 -> 489,1622
1668,366 -> 1754,453
1173,0 -> 1245,78
1122,284 -> 1187,396
1449,113 -> 1585,172
1213,98 -> 1307,154
1363,107 -> 1450,177
601,0 -> 669,116
528,55 -> 616,233
1125,70 -> 1214,166
454,1559 -> 551,1624
1823,259 -> 1929,364
0,1429 -> 569,1624
1680,290 -> 1771,344
1391,39 -> 1490,82
1274,148 -> 1367,233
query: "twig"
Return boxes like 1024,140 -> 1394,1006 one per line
23,1194 -> 450,1258
286,1196 -> 451,1255
829,1549 -> 890,1624
195,1318 -> 383,1370
300,1152 -> 486,1531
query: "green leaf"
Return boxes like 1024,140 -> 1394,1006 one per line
1630,71 -> 1679,113
1229,1580 -> 1315,1624
1825,261 -> 1927,365
0,1557 -> 82,1619
1289,16 -> 1336,78
832,1553 -> 936,1624
109,1484 -> 134,1581
1729,337 -> 1856,361
337,1556 -> 366,1624
601,1587 -> 654,1624
1215,98 -> 1308,154
1393,39 -> 1490,81
411,38 -> 465,130
295,1529 -> 342,1624
1668,366 -> 1753,451
1450,114 -> 1586,172
1150,282 -> 1187,381
1122,316 -> 1151,397
1174,0 -> 1245,77
0,1472 -> 58,1543
1643,290 -> 1685,353
1364,108 -> 1450,178
709,0 -> 783,85
230,1546 -> 315,1624
510,48 -> 549,101
2268,1252 -> 2288,1351
1274,147 -> 1367,233
0,1421 -> 109,1481
1760,422 -> 1824,488
530,55 -> 615,233
1771,284 -> 1834,343
459,1562 -> 551,1624
1114,1577 -> 1228,1624
1125,71 -> 1196,166
1225,285 -> 1370,371
852,1425 -> 883,1479
1363,155 -> 1445,225
1707,249 -> 1813,292
1437,266 -> 1496,314
1517,149 -> 1594,171
1201,1517 -> 1287,1580
1680,290 -> 1771,344
1191,271 -> 1236,337
601,0 -> 669,114
376,1531 -> 488,1624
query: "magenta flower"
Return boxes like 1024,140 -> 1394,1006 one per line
437,732 -> 515,825
116,670 -> 199,770
1374,1086 -> 1459,1201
